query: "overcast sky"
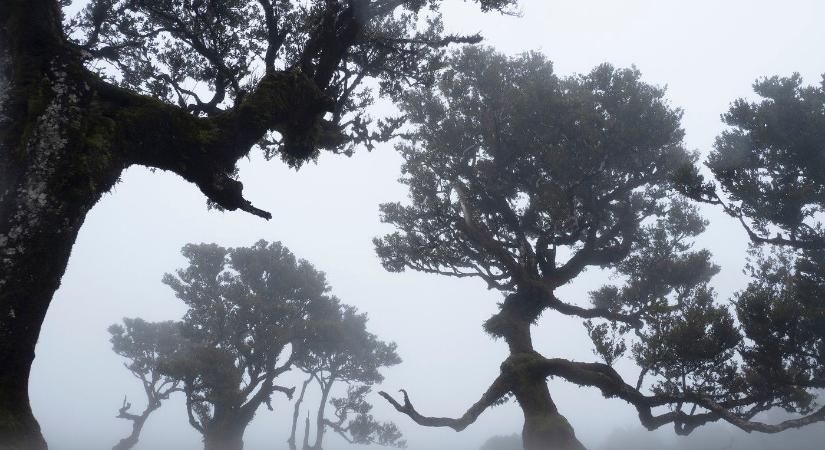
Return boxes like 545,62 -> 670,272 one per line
32,1 -> 825,449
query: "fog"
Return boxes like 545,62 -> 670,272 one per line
29,1 -> 825,449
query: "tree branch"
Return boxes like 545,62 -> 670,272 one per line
379,374 -> 511,431
530,356 -> 825,434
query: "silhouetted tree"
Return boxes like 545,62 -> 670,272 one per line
159,240 -> 339,450
0,1 -> 516,446
679,73 -> 825,434
108,318 -> 184,450
289,302 -> 404,449
374,47 -> 825,449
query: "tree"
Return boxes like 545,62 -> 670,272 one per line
678,73 -> 825,436
158,240 -> 337,450
0,1 -> 516,446
107,318 -> 184,450
288,301 -> 404,450
686,74 -> 825,251
373,47 -> 825,450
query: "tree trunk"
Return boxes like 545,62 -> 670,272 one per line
288,374 -> 314,450
310,379 -> 333,450
112,413 -> 150,450
112,400 -> 161,450
488,289 -> 587,450
203,421 -> 249,450
1,2 -> 125,447
510,370 -> 584,450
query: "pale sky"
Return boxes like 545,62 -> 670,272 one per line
32,1 -> 825,449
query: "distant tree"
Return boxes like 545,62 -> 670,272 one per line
373,47 -> 825,450
158,240 -> 338,450
108,318 -> 184,450
288,301 -> 404,449
480,434 -> 522,450
0,1 -> 517,446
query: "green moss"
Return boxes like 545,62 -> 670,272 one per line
12,76 -> 53,160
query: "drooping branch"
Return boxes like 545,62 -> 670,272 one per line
379,374 -> 511,431
95,67 -> 336,220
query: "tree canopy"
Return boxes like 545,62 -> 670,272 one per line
65,0 -> 518,168
159,240 -> 337,450
107,240 -> 404,450
373,47 -> 825,450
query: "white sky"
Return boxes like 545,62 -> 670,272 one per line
32,1 -> 825,449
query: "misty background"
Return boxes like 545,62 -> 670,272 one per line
32,1 -> 825,449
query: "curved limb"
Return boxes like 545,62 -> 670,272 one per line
378,374 -> 511,432
531,357 -> 825,435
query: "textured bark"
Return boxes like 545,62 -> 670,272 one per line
491,290 -> 586,450
0,0 -> 336,446
0,2 -> 124,448
508,363 -> 584,450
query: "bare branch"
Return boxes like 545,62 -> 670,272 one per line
379,374 -> 511,431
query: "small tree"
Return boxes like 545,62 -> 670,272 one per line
108,318 -> 184,450
159,240 -> 337,450
373,47 -> 825,449
289,302 -> 404,449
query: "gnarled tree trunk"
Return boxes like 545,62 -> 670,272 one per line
0,2 -> 125,447
489,289 -> 586,450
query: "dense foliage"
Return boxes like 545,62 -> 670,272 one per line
65,0 -> 518,165
374,47 -> 825,450
156,240 -> 337,449
108,240 -> 403,450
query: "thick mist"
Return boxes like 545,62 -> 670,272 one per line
28,1 -> 825,449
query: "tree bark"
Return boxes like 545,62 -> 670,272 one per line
0,2 -> 125,447
490,290 -> 587,450
509,367 -> 584,450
